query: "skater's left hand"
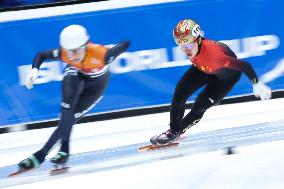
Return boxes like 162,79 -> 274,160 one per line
253,81 -> 272,100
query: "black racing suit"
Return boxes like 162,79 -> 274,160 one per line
32,41 -> 130,162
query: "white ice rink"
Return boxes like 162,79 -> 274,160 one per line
1,98 -> 284,189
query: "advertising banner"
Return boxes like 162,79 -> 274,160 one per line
0,0 -> 283,126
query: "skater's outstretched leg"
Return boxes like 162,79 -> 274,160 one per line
150,67 -> 208,146
50,73 -> 108,164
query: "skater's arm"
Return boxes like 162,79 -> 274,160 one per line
32,49 -> 61,69
239,60 -> 271,100
239,60 -> 259,84
105,40 -> 130,65
26,49 -> 60,89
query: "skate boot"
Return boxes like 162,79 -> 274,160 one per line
49,151 -> 69,174
18,155 -> 40,170
51,151 -> 69,165
150,129 -> 181,146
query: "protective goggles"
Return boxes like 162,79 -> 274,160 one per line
67,45 -> 86,54
66,45 -> 86,58
180,43 -> 195,50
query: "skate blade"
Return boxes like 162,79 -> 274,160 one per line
8,167 -> 36,177
49,164 -> 69,176
8,170 -> 25,177
139,142 -> 179,151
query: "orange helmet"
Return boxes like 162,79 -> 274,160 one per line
173,19 -> 202,46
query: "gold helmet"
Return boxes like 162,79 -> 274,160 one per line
173,19 -> 202,46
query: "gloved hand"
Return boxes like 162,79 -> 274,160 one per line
253,81 -> 271,100
25,68 -> 39,89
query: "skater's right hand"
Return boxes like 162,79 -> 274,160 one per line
25,68 -> 39,89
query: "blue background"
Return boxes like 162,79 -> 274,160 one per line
0,0 -> 283,126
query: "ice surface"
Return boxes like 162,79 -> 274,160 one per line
1,98 -> 284,189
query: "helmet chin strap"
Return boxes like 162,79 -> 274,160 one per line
196,37 -> 202,56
